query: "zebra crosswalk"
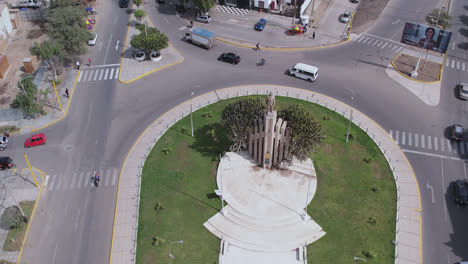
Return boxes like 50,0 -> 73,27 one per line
353,34 -> 404,54
444,57 -> 468,72
389,130 -> 468,156
215,5 -> 249,16
44,168 -> 119,191
78,65 -> 120,83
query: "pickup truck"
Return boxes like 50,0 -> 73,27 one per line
11,0 -> 42,8
184,27 -> 216,49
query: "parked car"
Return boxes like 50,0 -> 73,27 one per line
195,15 -> 211,23
24,133 -> 47,148
255,19 -> 267,31
458,82 -> 468,100
157,0 -> 166,3
454,179 -> 468,205
88,32 -> 98,46
218,53 -> 241,64
0,136 -> 7,151
176,4 -> 186,13
340,11 -> 351,23
0,157 -> 13,170
119,0 -> 128,8
351,0 -> 359,3
450,124 -> 464,141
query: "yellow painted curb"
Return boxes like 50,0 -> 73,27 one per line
118,5 -> 184,84
109,84 -> 422,263
391,52 -> 442,84
16,168 -> 45,264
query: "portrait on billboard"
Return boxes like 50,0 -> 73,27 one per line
401,22 -> 452,53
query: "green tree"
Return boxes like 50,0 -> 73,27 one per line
29,41 -> 62,81
12,77 -> 48,118
130,26 -> 168,58
221,98 -> 265,151
426,8 -> 451,29
191,0 -> 214,12
278,105 -> 324,161
133,0 -> 142,8
134,9 -> 146,22
46,0 -> 92,55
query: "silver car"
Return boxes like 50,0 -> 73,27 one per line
459,83 -> 468,100
88,32 -> 98,46
0,136 -> 8,151
195,15 -> 211,23
340,11 -> 351,23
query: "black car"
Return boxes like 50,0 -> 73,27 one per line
176,4 -> 186,13
0,157 -> 13,170
454,179 -> 468,205
450,124 -> 464,141
119,0 -> 128,8
218,53 -> 241,64
157,0 -> 166,3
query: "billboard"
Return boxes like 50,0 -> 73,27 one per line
400,22 -> 452,54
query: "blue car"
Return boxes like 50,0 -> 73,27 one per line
255,19 -> 267,31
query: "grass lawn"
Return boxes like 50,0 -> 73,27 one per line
3,201 -> 35,251
136,96 -> 396,264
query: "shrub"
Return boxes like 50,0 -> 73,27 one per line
362,250 -> 377,258
1,206 -> 24,229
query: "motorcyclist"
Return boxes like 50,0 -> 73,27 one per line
94,172 -> 100,185
260,58 -> 265,65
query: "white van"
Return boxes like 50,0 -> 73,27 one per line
288,63 -> 318,82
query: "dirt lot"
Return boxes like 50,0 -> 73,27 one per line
352,0 -> 392,34
0,20 -> 48,109
392,53 -> 442,82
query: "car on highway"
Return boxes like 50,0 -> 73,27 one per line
0,136 -> 7,151
119,0 -> 128,8
458,83 -> 468,100
195,15 -> 211,23
176,4 -> 186,13
450,124 -> 464,141
340,11 -> 351,23
255,19 -> 267,31
0,157 -> 13,170
24,133 -> 47,148
218,53 -> 241,64
454,179 -> 468,205
88,32 -> 98,46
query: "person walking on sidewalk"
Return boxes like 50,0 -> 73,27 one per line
88,58 -> 92,66
313,32 -> 315,39
65,88 -> 69,98
76,60 -> 80,70
256,42 -> 260,51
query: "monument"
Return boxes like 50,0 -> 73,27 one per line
248,92 -> 290,169
204,93 -> 326,263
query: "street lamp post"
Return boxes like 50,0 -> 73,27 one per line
190,91 -> 195,137
345,88 -> 355,143
169,240 -> 183,262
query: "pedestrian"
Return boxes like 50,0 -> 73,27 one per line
65,88 -> 69,98
313,32 -> 315,39
256,42 -> 260,51
190,20 -> 193,28
88,58 -> 92,66
76,60 -> 80,70
4,129 -> 9,137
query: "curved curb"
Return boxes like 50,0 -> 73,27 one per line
391,52 -> 444,84
118,4 -> 184,84
110,84 -> 422,264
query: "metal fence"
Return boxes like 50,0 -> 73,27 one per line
18,8 -> 47,21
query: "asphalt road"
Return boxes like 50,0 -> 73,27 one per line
15,0 -> 468,263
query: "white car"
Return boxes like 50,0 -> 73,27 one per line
459,82 -> 468,100
195,15 -> 211,23
340,11 -> 351,23
0,136 -> 8,151
88,32 -> 98,46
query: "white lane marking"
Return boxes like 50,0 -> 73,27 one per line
452,60 -> 455,68
110,68 -> 114,79
87,71 -> 94,81
115,40 -> 120,51
446,139 -> 452,152
163,16 -> 169,24
441,158 -> 447,222
377,41 -> 383,47
48,175 -> 56,190
371,40 -> 379,46
395,47 -> 402,53
392,18 -> 400,24
427,136 -> 432,149
403,149 -> 468,161
104,33 -> 112,65
402,131 -> 406,145
93,69 -> 100,81
415,133 -> 419,147
356,36 -> 365,43
389,130 -> 393,139
71,172 -> 77,188
88,63 -> 120,68
381,42 -> 388,49
464,162 -> 467,180
85,171 -> 90,187
457,61 -> 460,69
82,71 -> 88,82
112,169 -> 117,185
392,45 -> 398,51
463,62 -> 466,71
441,138 -> 445,152
44,175 -> 49,187
408,132 -> 412,146
461,141 -> 465,155
99,69 -> 104,80
74,209 -> 81,231
78,71 -> 83,82
426,182 -> 435,203
421,135 -> 425,148
434,137 -> 438,151
51,244 -> 58,264
446,59 -> 449,67
178,26 -> 186,30
115,68 -> 120,79
77,172 -> 83,189
454,142 -> 459,154
104,69 -> 109,80
105,169 -> 110,186
396,130 -> 399,144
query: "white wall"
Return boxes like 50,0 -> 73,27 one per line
0,5 -> 13,40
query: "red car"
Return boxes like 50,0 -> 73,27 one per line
24,133 -> 47,148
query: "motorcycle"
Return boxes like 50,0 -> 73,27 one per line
93,175 -> 100,187
257,58 -> 265,66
